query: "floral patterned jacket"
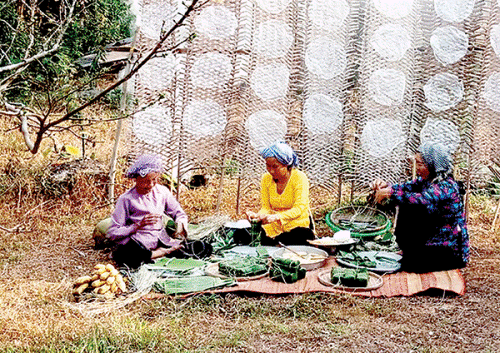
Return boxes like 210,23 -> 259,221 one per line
390,176 -> 469,264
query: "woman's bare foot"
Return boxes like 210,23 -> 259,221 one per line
151,243 -> 184,259
151,247 -> 170,259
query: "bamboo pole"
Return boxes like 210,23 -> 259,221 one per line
337,175 -> 342,205
492,198 -> 500,232
236,175 -> 241,216
108,34 -> 137,204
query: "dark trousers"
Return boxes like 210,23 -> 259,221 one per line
260,227 -> 315,246
400,246 -> 466,273
112,239 -> 213,269
112,239 -> 153,269
395,204 -> 464,273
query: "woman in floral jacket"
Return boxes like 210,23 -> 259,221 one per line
372,142 -> 469,273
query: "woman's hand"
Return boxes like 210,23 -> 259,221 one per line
135,213 -> 162,230
173,222 -> 187,239
246,211 -> 280,224
371,178 -> 389,191
259,213 -> 280,225
374,186 -> 392,204
164,242 -> 184,254
245,211 -> 260,221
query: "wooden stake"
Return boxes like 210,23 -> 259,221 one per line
492,198 -> 500,232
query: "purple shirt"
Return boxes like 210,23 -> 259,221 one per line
107,184 -> 188,250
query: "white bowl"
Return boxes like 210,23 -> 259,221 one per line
272,245 -> 328,271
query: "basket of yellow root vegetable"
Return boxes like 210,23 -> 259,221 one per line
72,263 -> 127,300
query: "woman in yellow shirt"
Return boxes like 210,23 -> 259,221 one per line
246,141 -> 314,245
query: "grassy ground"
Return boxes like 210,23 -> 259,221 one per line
0,116 -> 499,352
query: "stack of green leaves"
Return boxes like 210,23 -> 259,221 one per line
218,257 -> 268,277
249,221 -> 262,247
145,258 -> 207,278
331,267 -> 369,287
210,228 -> 236,254
337,250 -> 377,268
270,257 -> 306,284
154,276 -> 236,295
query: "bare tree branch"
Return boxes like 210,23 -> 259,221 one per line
49,0 -> 202,127
0,0 -> 205,154
20,113 -> 34,150
0,46 -> 61,73
0,0 -> 77,74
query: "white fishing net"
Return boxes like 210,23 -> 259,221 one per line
253,20 -> 293,59
430,26 -> 469,66
129,0 -> 500,212
424,73 -> 464,112
193,5 -> 238,40
373,0 -> 414,19
370,24 -> 411,62
367,69 -> 406,107
250,63 -> 290,101
190,53 -> 233,89
305,37 -> 347,80
434,0 -> 476,23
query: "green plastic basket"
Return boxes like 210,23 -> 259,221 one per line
325,206 -> 392,240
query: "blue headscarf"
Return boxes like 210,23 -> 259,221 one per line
260,141 -> 299,168
418,142 -> 453,181
126,154 -> 164,178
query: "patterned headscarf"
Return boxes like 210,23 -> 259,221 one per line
260,141 -> 299,168
418,142 -> 453,180
125,154 -> 164,178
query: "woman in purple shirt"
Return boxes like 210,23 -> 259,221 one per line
108,154 -> 189,268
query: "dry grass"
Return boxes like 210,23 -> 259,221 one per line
0,113 -> 499,352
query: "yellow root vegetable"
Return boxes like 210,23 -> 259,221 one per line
73,283 -> 89,295
98,284 -> 111,294
95,267 -> 107,275
74,276 -> 92,286
100,271 -> 111,280
105,264 -> 116,272
106,276 -> 115,285
116,274 -> 127,292
94,264 -> 106,271
91,280 -> 105,288
103,292 -> 115,300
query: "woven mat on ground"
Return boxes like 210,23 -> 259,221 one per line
203,258 -> 465,297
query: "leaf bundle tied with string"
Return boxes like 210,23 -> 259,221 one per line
218,257 -> 268,277
331,266 -> 369,287
337,250 -> 377,268
270,257 -> 306,283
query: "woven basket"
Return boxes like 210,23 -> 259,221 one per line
325,206 -> 392,239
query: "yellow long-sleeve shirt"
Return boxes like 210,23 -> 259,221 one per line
259,168 -> 310,238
